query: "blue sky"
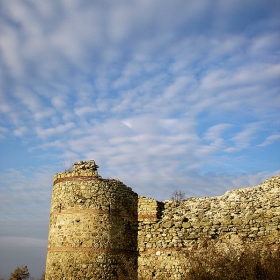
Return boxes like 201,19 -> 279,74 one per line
0,0 -> 279,278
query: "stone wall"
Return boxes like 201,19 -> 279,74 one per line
45,161 -> 138,280
137,175 -> 280,279
45,160 -> 280,279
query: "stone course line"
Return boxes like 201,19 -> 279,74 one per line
50,210 -> 156,220
53,176 -> 101,185
50,209 -> 138,219
48,247 -> 137,254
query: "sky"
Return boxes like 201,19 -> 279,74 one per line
0,0 -> 279,278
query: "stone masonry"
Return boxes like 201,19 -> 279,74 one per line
45,160 -> 138,279
45,160 -> 280,279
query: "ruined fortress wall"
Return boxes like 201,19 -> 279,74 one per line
45,161 -> 138,280
45,160 -> 280,280
137,176 -> 280,279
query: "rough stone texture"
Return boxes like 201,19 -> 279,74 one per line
137,175 -> 280,279
45,160 -> 280,279
45,160 -> 138,280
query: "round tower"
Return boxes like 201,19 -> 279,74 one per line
45,160 -> 138,280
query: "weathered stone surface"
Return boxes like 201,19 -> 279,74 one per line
45,160 -> 280,279
45,161 -> 138,280
137,175 -> 280,279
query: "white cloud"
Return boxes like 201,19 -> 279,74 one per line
250,32 -> 280,56
259,134 -> 280,147
35,122 -> 76,139
51,95 -> 67,110
196,138 -> 226,157
34,108 -> 56,121
74,106 -> 96,117
0,168 -> 54,223
13,126 -> 28,137
203,123 -> 232,141
231,122 -> 262,149
0,1 -> 279,277
224,147 -> 239,153
0,126 -> 8,138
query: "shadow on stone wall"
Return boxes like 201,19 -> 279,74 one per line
45,161 -> 139,280
107,183 -> 138,280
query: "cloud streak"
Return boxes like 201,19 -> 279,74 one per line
0,0 -> 279,278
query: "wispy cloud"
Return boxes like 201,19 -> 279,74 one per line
230,122 -> 263,150
203,124 -> 233,141
0,0 -> 279,278
0,168 -> 53,220
0,126 -> 8,138
35,122 -> 76,139
258,134 -> 280,147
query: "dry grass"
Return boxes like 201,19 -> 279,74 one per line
184,240 -> 280,280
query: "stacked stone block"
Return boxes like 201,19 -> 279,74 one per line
45,160 -> 280,280
45,160 -> 138,280
137,175 -> 280,279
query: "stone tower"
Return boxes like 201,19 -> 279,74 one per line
45,160 -> 138,280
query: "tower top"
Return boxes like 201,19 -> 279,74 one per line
73,160 -> 99,171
